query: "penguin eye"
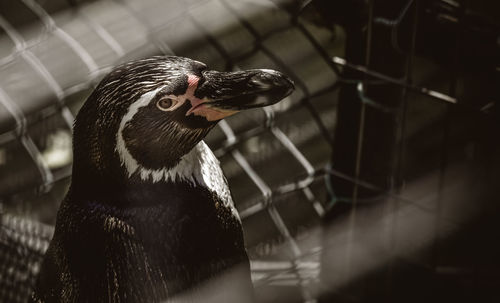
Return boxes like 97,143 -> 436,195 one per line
156,97 -> 177,111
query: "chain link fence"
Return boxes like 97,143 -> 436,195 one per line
0,0 -> 499,302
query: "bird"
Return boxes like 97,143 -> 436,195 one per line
30,56 -> 294,303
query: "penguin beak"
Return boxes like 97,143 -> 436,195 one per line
188,69 -> 294,120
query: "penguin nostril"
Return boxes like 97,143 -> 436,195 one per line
251,73 -> 294,93
250,75 -> 272,89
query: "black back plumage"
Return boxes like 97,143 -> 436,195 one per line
34,182 -> 250,302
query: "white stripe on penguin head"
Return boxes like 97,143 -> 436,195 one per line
115,87 -> 164,178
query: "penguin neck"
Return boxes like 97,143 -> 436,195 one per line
70,141 -> 234,209
122,140 -> 216,186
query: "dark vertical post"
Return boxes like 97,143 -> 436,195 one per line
352,1 -> 407,198
317,0 -> 410,301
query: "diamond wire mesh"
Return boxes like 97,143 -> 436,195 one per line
0,0 -> 496,302
0,1 -> 336,301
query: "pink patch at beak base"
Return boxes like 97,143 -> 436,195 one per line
185,74 -> 238,121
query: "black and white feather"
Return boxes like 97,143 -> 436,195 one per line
30,56 -> 294,303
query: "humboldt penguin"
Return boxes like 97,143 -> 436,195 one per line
30,56 -> 294,303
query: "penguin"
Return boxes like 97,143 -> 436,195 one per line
30,56 -> 294,303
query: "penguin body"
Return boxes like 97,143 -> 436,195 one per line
31,56 -> 293,302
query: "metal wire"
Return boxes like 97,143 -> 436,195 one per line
0,0 -> 494,302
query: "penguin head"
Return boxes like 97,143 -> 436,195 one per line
71,56 -> 293,194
